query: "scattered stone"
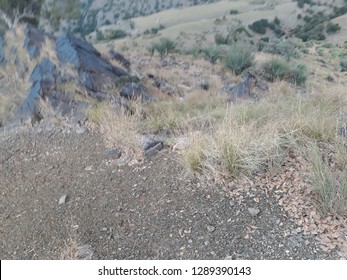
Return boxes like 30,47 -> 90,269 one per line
207,225 -> 216,233
248,207 -> 260,217
199,81 -> 210,91
224,256 -> 233,260
338,124 -> 347,137
58,194 -> 68,205
75,244 -> 94,260
286,235 -> 303,248
145,142 -> 164,158
85,165 -> 93,171
104,149 -> 122,160
75,127 -> 87,134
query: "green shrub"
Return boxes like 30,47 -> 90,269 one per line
230,9 -> 238,15
200,46 -> 223,63
262,58 -> 290,82
214,33 -> 228,45
249,19 -> 269,34
326,22 -> 341,34
340,59 -> 347,71
96,29 -> 104,41
115,76 -> 140,89
296,0 -> 312,8
150,38 -> 177,56
262,58 -> 307,85
274,17 -> 281,25
105,29 -> 127,40
289,63 -> 307,85
225,44 -> 255,75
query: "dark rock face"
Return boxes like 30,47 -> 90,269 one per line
108,49 -> 131,71
2,25 -> 148,128
120,82 -> 152,102
56,35 -> 128,93
23,25 -> 45,58
219,72 -> 266,102
14,58 -> 57,124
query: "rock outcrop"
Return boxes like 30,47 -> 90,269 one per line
1,24 -> 147,128
219,72 -> 267,102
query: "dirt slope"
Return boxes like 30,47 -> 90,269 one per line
0,125 -> 340,259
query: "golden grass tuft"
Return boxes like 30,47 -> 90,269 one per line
87,102 -> 140,148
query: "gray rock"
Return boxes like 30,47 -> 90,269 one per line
75,127 -> 87,134
76,244 -> 94,260
144,142 -> 164,158
248,207 -> 260,217
104,149 -> 122,160
58,194 -> 68,205
286,235 -> 303,248
207,225 -> 216,233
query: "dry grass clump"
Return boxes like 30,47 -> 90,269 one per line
145,90 -> 227,133
307,144 -> 347,217
87,102 -> 140,148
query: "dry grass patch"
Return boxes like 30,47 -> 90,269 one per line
87,102 -> 140,148
144,90 -> 227,133
307,144 -> 347,217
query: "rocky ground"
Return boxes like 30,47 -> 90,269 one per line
0,124 -> 344,260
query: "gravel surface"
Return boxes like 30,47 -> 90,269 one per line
0,126 -> 341,259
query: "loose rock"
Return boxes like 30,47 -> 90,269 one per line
248,207 -> 260,217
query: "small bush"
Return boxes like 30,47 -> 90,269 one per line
224,45 -> 255,75
200,46 -> 222,63
96,29 -> 104,41
289,63 -> 307,85
262,58 -> 307,85
340,59 -> 347,71
249,19 -> 269,34
326,22 -> 341,34
214,33 -> 228,45
105,29 -> 127,40
273,17 -> 281,25
262,58 -> 290,82
230,9 -> 238,15
150,38 -> 176,57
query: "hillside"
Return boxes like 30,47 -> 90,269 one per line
0,1 -> 347,260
